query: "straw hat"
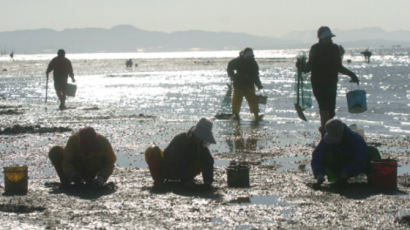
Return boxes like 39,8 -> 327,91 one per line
191,118 -> 216,144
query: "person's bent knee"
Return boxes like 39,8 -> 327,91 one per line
49,146 -> 64,166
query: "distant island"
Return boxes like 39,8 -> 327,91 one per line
0,25 -> 409,54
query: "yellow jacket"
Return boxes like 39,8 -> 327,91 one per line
62,132 -> 116,182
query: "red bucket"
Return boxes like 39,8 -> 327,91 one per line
368,159 -> 397,189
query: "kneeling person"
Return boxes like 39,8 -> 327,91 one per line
311,119 -> 368,187
49,127 -> 117,188
145,118 -> 216,188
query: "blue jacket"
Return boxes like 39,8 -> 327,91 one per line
311,126 -> 368,179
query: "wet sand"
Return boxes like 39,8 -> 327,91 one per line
0,104 -> 409,229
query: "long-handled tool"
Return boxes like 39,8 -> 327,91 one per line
294,67 -> 307,121
45,75 -> 48,104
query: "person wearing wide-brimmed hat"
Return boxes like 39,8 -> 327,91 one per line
297,26 -> 360,132
48,127 -> 117,189
311,119 -> 368,188
145,118 -> 216,188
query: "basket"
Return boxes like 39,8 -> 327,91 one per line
4,166 -> 28,195
66,83 -> 77,97
367,159 -> 397,190
346,89 -> 367,113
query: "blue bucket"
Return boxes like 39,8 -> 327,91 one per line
346,89 -> 367,113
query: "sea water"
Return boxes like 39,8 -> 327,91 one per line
0,48 -> 409,177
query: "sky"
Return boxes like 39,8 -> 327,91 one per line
1,0 -> 409,37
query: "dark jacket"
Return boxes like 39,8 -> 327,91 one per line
163,130 -> 214,184
311,125 -> 368,179
227,56 -> 262,89
46,56 -> 74,80
305,41 -> 357,85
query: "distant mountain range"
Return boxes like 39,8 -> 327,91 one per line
0,25 -> 409,54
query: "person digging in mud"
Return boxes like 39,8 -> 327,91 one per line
297,26 -> 359,133
145,118 -> 215,190
48,126 -> 116,189
227,47 -> 263,121
46,49 -> 75,110
311,118 -> 368,189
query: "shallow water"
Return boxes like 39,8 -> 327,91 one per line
0,48 -> 409,178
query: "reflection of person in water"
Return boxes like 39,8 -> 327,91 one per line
227,123 -> 258,152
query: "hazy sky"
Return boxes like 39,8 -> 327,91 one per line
1,0 -> 409,37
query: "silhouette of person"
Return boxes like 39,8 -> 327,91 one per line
46,49 -> 75,110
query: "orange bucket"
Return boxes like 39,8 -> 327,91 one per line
3,166 -> 28,195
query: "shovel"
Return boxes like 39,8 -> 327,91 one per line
294,68 -> 307,121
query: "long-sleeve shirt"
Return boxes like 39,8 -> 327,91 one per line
227,56 -> 262,89
163,130 -> 214,184
311,126 -> 368,179
305,41 -> 356,85
46,56 -> 74,79
62,133 -> 116,182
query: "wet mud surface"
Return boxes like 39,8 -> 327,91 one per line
0,98 -> 409,228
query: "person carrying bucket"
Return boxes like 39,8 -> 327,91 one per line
48,127 -> 116,189
297,26 -> 359,132
144,118 -> 215,190
46,49 -> 75,110
227,48 -> 263,121
311,119 -> 369,188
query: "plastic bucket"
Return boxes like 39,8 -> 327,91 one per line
256,95 -> 267,105
227,163 -> 250,187
4,166 -> 28,195
66,83 -> 77,97
346,89 -> 367,113
368,159 -> 397,190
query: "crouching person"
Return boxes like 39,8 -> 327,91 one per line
312,118 -> 368,188
145,118 -> 216,190
48,127 -> 116,189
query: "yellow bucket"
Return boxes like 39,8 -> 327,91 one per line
4,166 -> 28,195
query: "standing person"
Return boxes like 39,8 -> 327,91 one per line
298,26 -> 359,132
48,127 -> 117,189
227,48 -> 263,120
144,118 -> 215,190
311,118 -> 368,188
46,49 -> 75,110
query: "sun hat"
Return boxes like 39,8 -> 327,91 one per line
317,26 -> 335,40
323,118 -> 345,144
243,48 -> 254,58
191,118 -> 216,144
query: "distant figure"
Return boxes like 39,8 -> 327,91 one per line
311,119 -> 368,188
125,59 -> 133,68
9,51 -> 14,60
48,127 -> 117,189
297,26 -> 359,132
46,49 -> 75,110
361,49 -> 372,63
144,118 -> 215,189
227,47 -> 263,120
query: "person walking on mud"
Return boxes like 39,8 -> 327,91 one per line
227,47 -> 263,121
297,26 -> 359,132
46,49 -> 75,110
48,127 -> 117,189
144,118 -> 215,190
